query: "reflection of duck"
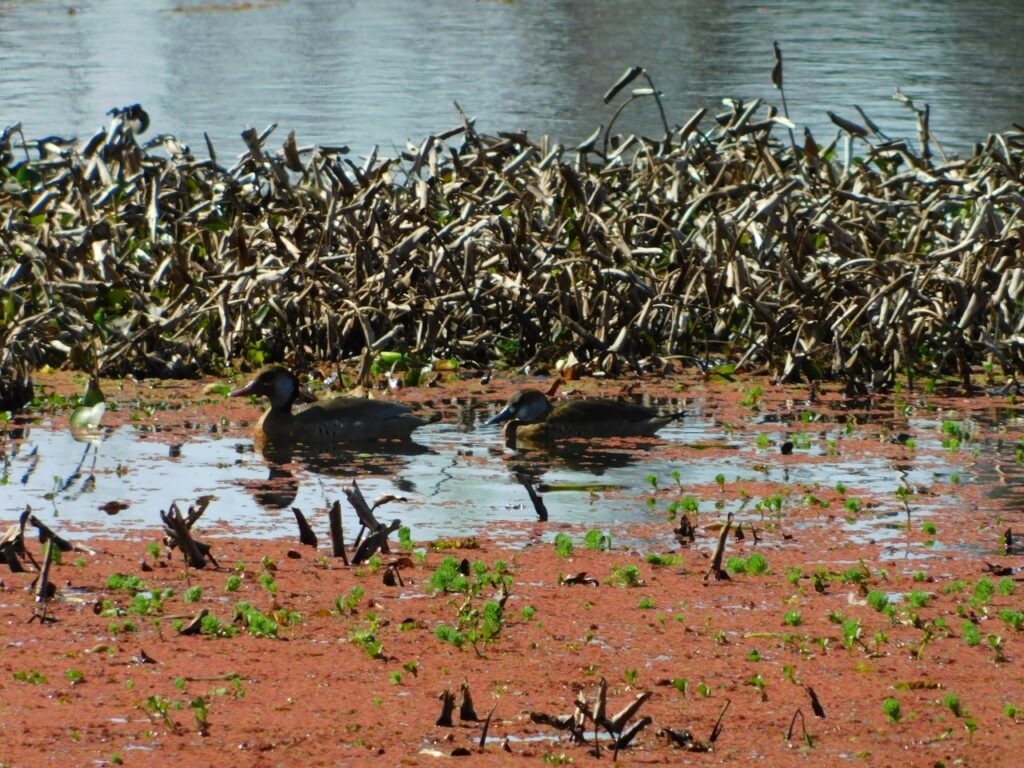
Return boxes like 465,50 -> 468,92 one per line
230,367 -> 430,447
247,465 -> 300,509
485,389 -> 682,446
243,441 -> 431,511
505,439 -> 654,477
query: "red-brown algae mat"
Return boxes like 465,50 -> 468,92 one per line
2,371 -> 1024,766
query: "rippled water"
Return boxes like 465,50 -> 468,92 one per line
1,0 -> 1022,158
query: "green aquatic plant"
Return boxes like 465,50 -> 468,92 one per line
554,532 -> 574,558
747,673 -> 767,701
726,556 -> 747,574
644,552 -> 681,566
106,573 -> 148,593
426,556 -> 470,594
583,530 -> 612,551
971,577 -> 995,607
13,669 -> 47,685
609,564 -> 642,587
962,620 -> 982,647
234,601 -> 278,638
200,613 -> 237,638
335,585 -> 365,615
867,591 -> 889,612
882,697 -> 902,723
943,693 -> 964,718
906,591 -> 930,609
746,552 -> 768,575
842,619 -> 862,652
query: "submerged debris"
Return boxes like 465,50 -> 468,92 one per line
161,496 -> 218,569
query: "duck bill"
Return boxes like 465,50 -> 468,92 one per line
229,380 -> 257,398
485,405 -> 515,426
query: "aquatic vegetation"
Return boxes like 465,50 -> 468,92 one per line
725,553 -> 769,576
882,697 -> 902,723
200,613 -> 237,638
962,621 -> 982,647
426,556 -> 469,594
866,590 -> 889,612
233,601 -> 279,638
609,564 -> 642,587
12,669 -> 47,685
335,585 -> 365,615
583,530 -> 612,551
644,552 -> 681,567
554,533 -> 574,558
2,78 -> 1023,389
106,573 -> 148,593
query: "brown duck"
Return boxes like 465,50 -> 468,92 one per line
485,388 -> 682,446
230,366 -> 429,446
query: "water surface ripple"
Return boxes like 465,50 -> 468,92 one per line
1,1 -> 1022,158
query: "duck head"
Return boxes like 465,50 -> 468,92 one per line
485,389 -> 553,425
230,366 -> 312,412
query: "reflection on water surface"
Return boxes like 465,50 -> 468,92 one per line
2,389 -> 1016,558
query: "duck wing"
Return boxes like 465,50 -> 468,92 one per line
301,397 -> 416,421
546,398 -> 659,425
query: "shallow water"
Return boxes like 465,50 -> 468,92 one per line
1,0 -> 1022,158
1,387 -> 1011,557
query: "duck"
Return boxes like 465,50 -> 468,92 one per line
485,388 -> 682,446
230,366 -> 429,446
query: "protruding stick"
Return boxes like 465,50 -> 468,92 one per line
291,507 -> 318,547
703,513 -> 734,582
328,500 -> 348,564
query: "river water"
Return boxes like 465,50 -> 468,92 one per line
1,0 -> 1022,159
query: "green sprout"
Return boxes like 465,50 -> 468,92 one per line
882,697 -> 902,723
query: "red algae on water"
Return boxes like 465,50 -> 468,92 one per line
1,371 -> 1024,765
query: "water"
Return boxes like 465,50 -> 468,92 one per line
1,0 -> 1022,160
0,392 -> 1005,551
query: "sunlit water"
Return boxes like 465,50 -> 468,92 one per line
0,396 -> 998,554
1,0 -> 1022,159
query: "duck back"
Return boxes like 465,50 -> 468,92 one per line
258,397 -> 428,446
